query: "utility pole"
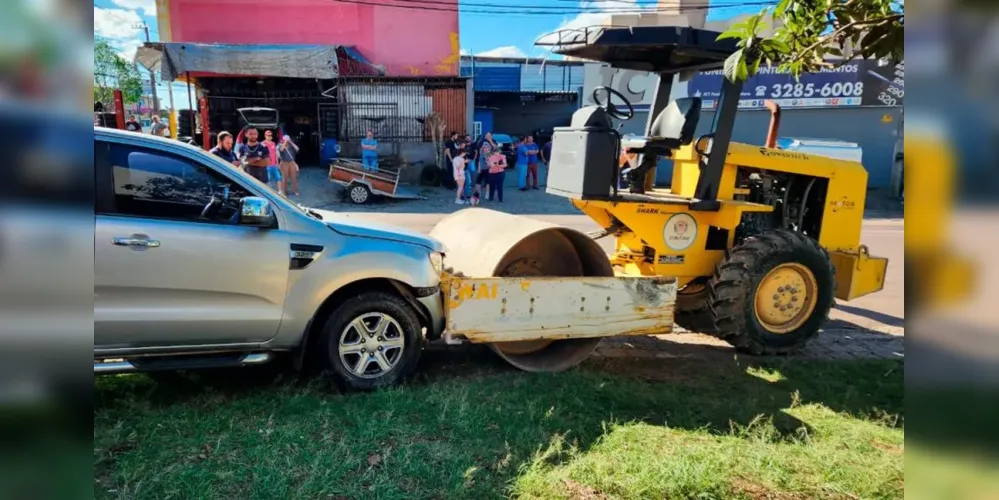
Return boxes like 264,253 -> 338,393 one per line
133,22 -> 159,112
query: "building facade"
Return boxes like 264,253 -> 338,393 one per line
154,0 -> 460,76
461,56 -> 584,139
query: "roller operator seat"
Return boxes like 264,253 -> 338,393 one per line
621,97 -> 702,157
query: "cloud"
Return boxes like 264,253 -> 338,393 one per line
459,48 -> 470,56
477,46 -> 528,58
94,7 -> 143,40
110,0 -> 157,17
535,0 -> 654,46
116,39 -> 144,60
95,7 -> 146,61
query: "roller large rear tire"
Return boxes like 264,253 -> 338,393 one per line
690,229 -> 835,355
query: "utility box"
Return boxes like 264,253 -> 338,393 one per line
776,137 -> 863,164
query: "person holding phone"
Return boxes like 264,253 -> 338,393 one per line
278,135 -> 300,196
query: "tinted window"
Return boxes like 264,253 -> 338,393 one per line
107,143 -> 250,222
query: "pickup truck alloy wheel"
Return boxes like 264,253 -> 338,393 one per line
317,291 -> 423,391
338,313 -> 405,379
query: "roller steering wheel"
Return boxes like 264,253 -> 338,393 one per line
591,86 -> 635,121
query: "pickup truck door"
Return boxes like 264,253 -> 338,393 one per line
94,140 -> 291,350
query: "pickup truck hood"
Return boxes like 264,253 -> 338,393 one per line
311,209 -> 443,252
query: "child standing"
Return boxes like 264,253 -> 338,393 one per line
263,130 -> 282,194
452,152 -> 467,205
487,150 -> 507,202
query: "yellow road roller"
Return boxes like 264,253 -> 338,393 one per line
431,25 -> 889,371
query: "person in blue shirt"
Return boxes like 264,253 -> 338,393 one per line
516,137 -> 530,191
361,130 -> 378,172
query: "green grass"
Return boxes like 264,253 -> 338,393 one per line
94,351 -> 903,499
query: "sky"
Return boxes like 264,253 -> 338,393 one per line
93,0 -> 767,104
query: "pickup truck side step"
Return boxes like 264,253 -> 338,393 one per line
94,353 -> 272,374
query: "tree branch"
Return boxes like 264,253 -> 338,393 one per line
787,14 -> 903,65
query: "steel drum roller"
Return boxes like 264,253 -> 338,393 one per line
430,208 -> 613,372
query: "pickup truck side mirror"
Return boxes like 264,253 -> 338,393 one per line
238,197 -> 277,228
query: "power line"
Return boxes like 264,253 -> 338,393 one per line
379,0 -> 755,11
329,0 -> 775,15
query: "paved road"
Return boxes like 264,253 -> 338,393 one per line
345,211 -> 905,361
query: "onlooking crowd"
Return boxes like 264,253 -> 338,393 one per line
207,127 -> 301,197
442,132 -> 553,205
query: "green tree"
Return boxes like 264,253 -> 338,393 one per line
94,37 -> 143,108
719,0 -> 904,82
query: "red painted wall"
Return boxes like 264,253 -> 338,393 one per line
160,0 -> 460,76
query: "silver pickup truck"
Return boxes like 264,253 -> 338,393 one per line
94,128 -> 446,391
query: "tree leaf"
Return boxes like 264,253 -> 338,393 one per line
736,59 -> 749,81
716,30 -> 742,41
774,0 -> 791,18
723,48 -> 745,82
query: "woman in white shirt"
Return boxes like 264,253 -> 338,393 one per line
452,152 -> 468,205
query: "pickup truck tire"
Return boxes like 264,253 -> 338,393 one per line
317,291 -> 423,391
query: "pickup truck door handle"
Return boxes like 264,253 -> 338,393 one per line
112,237 -> 161,248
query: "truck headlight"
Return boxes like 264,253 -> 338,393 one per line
428,252 -> 443,276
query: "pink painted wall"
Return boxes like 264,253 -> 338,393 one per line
162,0 -> 460,76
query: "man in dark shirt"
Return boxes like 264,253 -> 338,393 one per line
541,139 -> 553,166
239,128 -> 271,183
444,131 -> 459,165
463,134 -> 475,157
209,131 -> 239,167
442,131 -> 459,189
124,114 -> 141,132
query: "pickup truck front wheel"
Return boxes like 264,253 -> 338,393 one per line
317,291 -> 423,390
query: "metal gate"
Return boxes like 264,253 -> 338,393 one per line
317,102 -> 340,166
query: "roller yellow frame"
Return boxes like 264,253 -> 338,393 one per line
428,25 -> 894,372
574,140 -> 888,301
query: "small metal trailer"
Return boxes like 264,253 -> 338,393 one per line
329,159 -> 425,204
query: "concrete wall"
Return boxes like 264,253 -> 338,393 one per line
155,0 -> 460,76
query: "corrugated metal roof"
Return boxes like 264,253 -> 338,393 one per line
520,63 -> 584,92
472,66 -> 521,92
460,55 -> 585,67
460,59 -> 584,93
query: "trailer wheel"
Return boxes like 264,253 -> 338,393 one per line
700,229 -> 835,355
347,183 -> 371,204
420,163 -> 441,187
316,291 -> 423,391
